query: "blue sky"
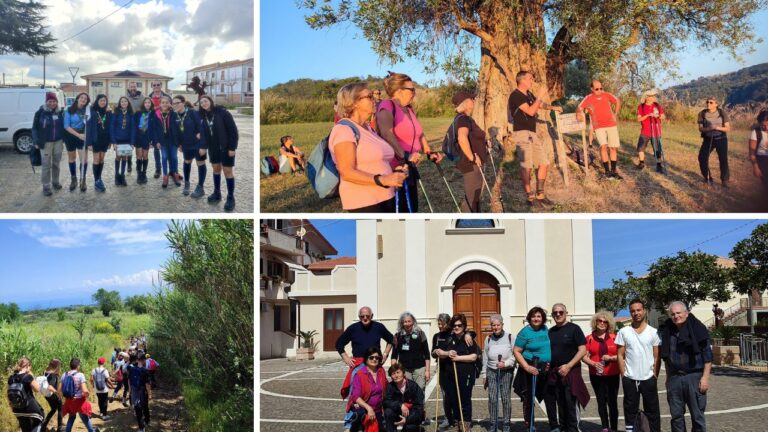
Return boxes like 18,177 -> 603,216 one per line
0,220 -> 172,311
260,2 -> 768,89
309,218 -> 765,294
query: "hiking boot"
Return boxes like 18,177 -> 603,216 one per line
527,194 -> 536,207
43,185 -> 53,196
182,181 -> 191,195
127,161 -> 132,173
53,182 -> 62,190
439,419 -> 452,429
162,175 -> 169,188
154,170 -> 161,179
656,163 -> 664,173
115,175 -> 121,186
224,195 -> 236,212
604,171 -> 615,179
612,171 -> 623,180
207,190 -> 222,203
80,178 -> 87,192
190,184 -> 205,199
96,179 -> 107,192
102,414 -> 110,420
637,161 -> 645,170
722,180 -> 730,189
536,193 -> 554,206
69,176 -> 78,191
173,173 -> 182,186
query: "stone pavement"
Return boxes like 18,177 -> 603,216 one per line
0,113 -> 253,213
259,358 -> 768,431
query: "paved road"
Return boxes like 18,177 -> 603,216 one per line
259,358 -> 768,431
0,113 -> 253,213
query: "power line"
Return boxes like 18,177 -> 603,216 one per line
595,219 -> 759,276
58,0 -> 135,44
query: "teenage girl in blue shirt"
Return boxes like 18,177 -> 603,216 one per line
110,96 -> 134,187
64,92 -> 90,192
171,95 -> 207,199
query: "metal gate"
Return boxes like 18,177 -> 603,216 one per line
739,333 -> 768,366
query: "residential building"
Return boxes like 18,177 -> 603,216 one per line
259,219 -> 337,359
186,58 -> 254,104
81,70 -> 172,103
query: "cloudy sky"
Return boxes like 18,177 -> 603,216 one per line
0,0 -> 253,90
0,219 -> 174,310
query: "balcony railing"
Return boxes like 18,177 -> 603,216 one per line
260,226 -> 304,254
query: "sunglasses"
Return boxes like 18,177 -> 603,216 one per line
596,319 -> 608,324
706,101 -> 716,104
152,84 -> 162,87
593,87 -> 603,91
552,311 -> 566,316
453,324 -> 465,328
367,356 -> 382,361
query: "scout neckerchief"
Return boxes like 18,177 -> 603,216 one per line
121,109 -> 128,129
178,108 -> 189,133
160,110 -> 170,136
203,110 -> 214,137
139,112 -> 149,133
96,108 -> 108,130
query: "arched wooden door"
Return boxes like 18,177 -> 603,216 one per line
453,271 -> 500,349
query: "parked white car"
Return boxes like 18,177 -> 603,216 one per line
0,87 -> 65,154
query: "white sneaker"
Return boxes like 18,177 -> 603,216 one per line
102,414 -> 110,420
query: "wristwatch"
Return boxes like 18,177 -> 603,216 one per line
373,174 -> 387,188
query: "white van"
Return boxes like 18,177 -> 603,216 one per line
0,87 -> 65,154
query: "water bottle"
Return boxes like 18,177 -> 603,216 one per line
597,360 -> 605,376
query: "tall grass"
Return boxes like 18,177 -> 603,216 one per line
150,220 -> 253,432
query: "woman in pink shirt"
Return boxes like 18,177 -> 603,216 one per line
375,72 -> 442,212
330,83 -> 407,212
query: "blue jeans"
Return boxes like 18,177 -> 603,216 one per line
161,143 -> 178,176
65,412 -> 94,432
667,372 -> 707,432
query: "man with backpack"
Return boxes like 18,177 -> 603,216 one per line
111,352 -> 129,406
509,71 -> 563,207
90,357 -> 113,420
32,92 -> 65,197
61,358 -> 99,432
129,353 -> 153,432
636,89 -> 666,172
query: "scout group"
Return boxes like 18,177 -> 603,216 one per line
335,300 -> 712,432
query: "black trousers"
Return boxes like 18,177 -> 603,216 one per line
516,367 -> 558,429
96,392 -> 109,415
758,156 -> 768,194
134,394 -> 150,428
348,197 -> 396,213
440,371 -> 457,425
445,371 -> 474,424
41,395 -> 62,431
698,135 -> 729,182
622,376 -> 661,432
591,374 -> 620,430
546,378 -> 580,432
384,406 -> 424,432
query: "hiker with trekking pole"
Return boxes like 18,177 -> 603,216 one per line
509,71 -> 562,208
327,82 -> 407,212
447,90 -> 488,212
481,314 -> 516,432
636,89 -> 667,173
376,72 -> 441,213
697,97 -> 731,187
433,313 -> 479,432
431,314 -> 476,429
512,307 -> 558,431
749,110 -> 768,195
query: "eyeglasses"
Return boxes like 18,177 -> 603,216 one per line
359,314 -> 371,319
367,356 -> 381,361
152,84 -> 162,87
593,88 -> 603,91
596,319 -> 608,324
706,101 -> 716,105
552,311 -> 566,316
358,94 -> 374,100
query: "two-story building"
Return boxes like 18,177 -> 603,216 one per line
259,219 -> 338,359
186,59 -> 254,104
81,70 -> 173,103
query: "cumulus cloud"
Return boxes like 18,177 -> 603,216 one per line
0,0 -> 253,88
83,268 -> 162,288
11,220 -> 169,255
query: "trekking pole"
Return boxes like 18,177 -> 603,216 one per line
494,354 -> 502,432
417,178 -> 434,213
395,187 -> 400,214
479,165 -> 505,213
403,179 -> 414,213
529,357 -> 539,432
453,361 -> 465,432
434,361 -> 441,432
486,140 -> 498,178
434,161 -> 461,212
654,117 -> 667,173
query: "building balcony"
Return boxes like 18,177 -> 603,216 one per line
260,226 -> 305,256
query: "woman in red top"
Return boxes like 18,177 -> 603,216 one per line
347,346 -> 387,431
582,311 -> 620,432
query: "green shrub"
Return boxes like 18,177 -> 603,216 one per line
56,310 -> 66,322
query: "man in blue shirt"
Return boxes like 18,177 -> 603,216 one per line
336,306 -> 394,366
660,301 -> 712,432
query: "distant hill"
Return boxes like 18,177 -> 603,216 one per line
666,63 -> 768,105
262,76 -> 390,100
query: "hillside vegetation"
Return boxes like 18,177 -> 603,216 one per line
667,62 -> 768,105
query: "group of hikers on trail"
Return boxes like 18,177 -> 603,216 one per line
280,70 -> 768,212
335,301 -> 713,432
6,336 -> 158,432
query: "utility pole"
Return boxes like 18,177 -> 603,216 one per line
68,67 -> 80,99
43,55 -> 46,88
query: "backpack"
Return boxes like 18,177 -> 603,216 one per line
6,374 -> 28,409
698,108 -> 726,138
442,114 -> 468,161
93,368 -> 107,392
306,119 -> 360,199
115,365 -> 124,382
29,147 -> 42,169
633,410 -> 652,432
61,372 -> 77,398
260,156 -> 279,176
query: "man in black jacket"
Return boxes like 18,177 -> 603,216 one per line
33,93 -> 65,196
383,363 -> 424,432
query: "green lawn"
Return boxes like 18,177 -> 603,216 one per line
260,118 -> 767,213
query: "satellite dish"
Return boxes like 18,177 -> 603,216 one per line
297,227 -> 307,238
